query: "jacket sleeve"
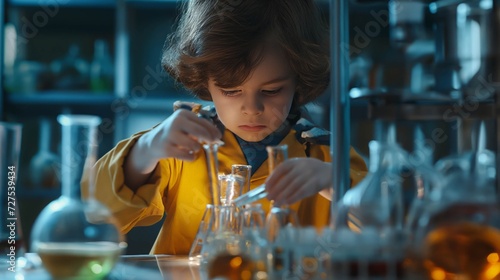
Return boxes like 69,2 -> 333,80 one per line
81,131 -> 169,234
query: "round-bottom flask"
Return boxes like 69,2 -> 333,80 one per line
30,115 -> 126,280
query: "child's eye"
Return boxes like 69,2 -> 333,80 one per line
262,88 -> 282,95
220,89 -> 240,96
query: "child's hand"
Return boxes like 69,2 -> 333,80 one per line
143,109 -> 222,162
265,158 -> 332,206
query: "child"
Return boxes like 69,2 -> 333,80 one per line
84,0 -> 367,255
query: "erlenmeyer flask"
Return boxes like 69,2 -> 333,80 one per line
331,140 -> 408,279
30,115 -> 126,280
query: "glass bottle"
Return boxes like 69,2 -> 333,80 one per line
331,140 -> 408,279
51,44 -> 89,90
29,117 -> 60,189
30,115 -> 126,280
90,39 -> 114,93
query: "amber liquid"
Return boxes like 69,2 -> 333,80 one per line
207,253 -> 257,280
35,242 -> 122,280
422,222 -> 500,280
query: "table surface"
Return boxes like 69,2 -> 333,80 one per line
2,254 -> 202,280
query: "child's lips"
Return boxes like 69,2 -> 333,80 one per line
239,125 -> 266,132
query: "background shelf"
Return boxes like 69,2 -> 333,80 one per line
7,0 -> 116,7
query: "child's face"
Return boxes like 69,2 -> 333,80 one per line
208,47 -> 296,142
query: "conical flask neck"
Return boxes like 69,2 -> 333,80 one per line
368,141 -> 406,173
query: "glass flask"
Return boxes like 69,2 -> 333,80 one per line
183,98 -> 227,264
30,115 -> 126,280
406,149 -> 500,280
331,140 -> 408,279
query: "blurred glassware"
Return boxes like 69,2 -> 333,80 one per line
189,204 -> 217,264
331,140 -> 408,279
30,115 -> 126,280
90,39 -> 114,93
231,164 -> 252,196
51,44 -> 89,90
232,183 -> 267,207
239,204 -> 265,232
14,61 -> 53,94
406,148 -> 500,279
219,174 -> 244,206
263,144 -> 300,279
430,0 -> 494,99
232,146 -> 288,207
0,122 -> 26,273
29,117 -> 60,189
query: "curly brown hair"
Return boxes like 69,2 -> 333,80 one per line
162,0 -> 329,106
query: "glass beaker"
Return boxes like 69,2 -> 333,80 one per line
30,115 -> 126,280
0,122 -> 25,272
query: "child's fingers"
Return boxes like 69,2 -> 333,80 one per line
173,145 -> 198,161
273,176 -> 305,206
164,131 -> 202,157
266,162 -> 295,198
177,110 -> 222,141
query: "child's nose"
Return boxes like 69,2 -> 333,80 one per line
242,95 -> 264,115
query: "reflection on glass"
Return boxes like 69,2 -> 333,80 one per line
189,204 -> 216,264
219,174 -> 244,206
231,164 -> 252,195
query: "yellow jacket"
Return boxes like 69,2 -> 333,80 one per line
84,125 -> 367,255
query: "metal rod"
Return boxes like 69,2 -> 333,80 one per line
493,0 -> 500,198
114,0 -> 129,143
330,0 -> 351,210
